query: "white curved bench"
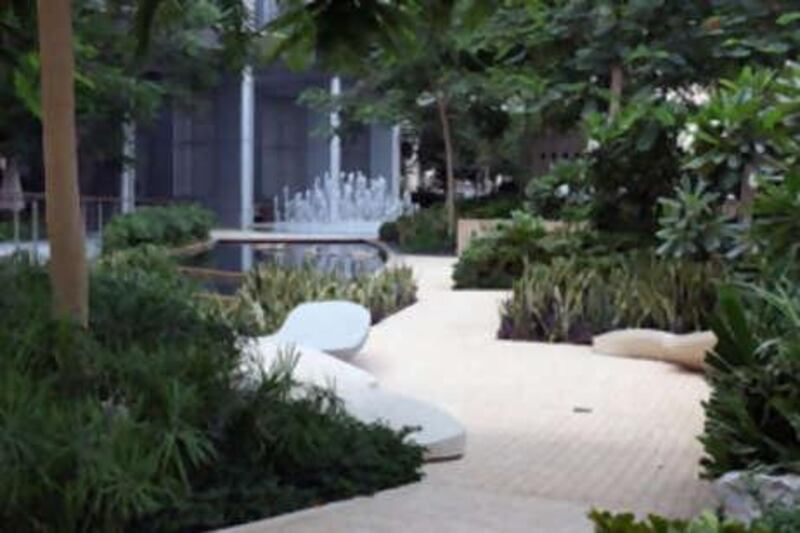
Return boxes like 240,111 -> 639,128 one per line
341,387 -> 466,461
242,338 -> 378,390
243,338 -> 466,461
262,300 -> 371,360
592,329 -> 717,371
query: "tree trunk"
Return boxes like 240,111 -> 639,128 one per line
609,63 -> 624,119
436,93 -> 456,238
37,0 -> 89,325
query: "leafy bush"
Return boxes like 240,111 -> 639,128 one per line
453,212 -> 555,289
379,206 -> 453,254
102,204 -> 216,254
459,192 -> 522,219
0,257 -> 423,530
378,194 -> 523,254
750,172 -> 800,272
701,282 -> 800,478
589,507 -> 800,532
233,262 -> 418,334
526,158 -> 592,221
682,66 -> 800,195
498,253 -> 722,343
656,178 -> 739,260
453,212 -> 649,290
582,96 -> 686,233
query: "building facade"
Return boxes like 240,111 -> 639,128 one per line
134,1 -> 401,228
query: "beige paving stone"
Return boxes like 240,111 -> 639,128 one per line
227,255 -> 713,532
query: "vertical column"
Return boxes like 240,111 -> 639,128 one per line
239,0 -> 256,229
329,76 -> 342,179
391,124 -> 401,198
120,121 -> 136,213
240,66 -> 255,229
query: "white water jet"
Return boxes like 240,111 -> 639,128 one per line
273,171 -> 414,236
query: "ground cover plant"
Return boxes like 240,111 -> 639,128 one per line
102,204 -> 216,254
0,254 -> 423,531
231,261 -> 418,335
498,253 -> 722,343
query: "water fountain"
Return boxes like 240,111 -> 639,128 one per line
272,171 -> 414,237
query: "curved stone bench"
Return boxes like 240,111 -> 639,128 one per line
340,387 -> 466,461
262,300 -> 371,361
243,338 -> 378,390
591,329 -> 717,371
244,339 -> 466,461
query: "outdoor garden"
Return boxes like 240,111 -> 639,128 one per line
1,0 -> 800,532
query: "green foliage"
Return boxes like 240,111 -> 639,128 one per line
459,193 -> 522,219
583,96 -> 686,232
499,253 -> 722,343
526,158 -> 591,221
683,66 -> 800,195
751,172 -> 800,272
589,509 -> 750,533
379,206 -> 453,254
453,211 -> 548,289
102,204 -> 215,254
754,505 -> 800,533
234,262 -> 418,335
379,195 -> 524,255
701,283 -> 800,478
0,256 -> 423,530
656,179 -> 738,261
453,213 -> 648,290
1,0 -> 258,176
589,506 -> 800,533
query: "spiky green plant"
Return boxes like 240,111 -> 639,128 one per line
234,262 -> 417,334
498,253 -> 723,343
701,282 -> 800,478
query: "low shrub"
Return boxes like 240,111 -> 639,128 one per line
102,204 -> 216,253
498,253 -> 722,343
233,262 -> 418,334
459,192 -> 522,219
453,211 -> 551,289
701,282 -> 800,479
378,194 -> 524,254
0,257 -> 423,531
379,206 -> 453,254
453,212 -> 649,290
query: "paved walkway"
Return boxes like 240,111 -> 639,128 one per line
229,256 -> 713,532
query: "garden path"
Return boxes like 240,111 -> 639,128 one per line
228,255 -> 713,533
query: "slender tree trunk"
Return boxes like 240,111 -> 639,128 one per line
436,93 -> 456,238
37,0 -> 89,325
609,63 -> 624,119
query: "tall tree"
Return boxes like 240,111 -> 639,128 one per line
37,0 -> 88,324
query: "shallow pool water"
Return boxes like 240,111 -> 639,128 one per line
183,241 -> 385,294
